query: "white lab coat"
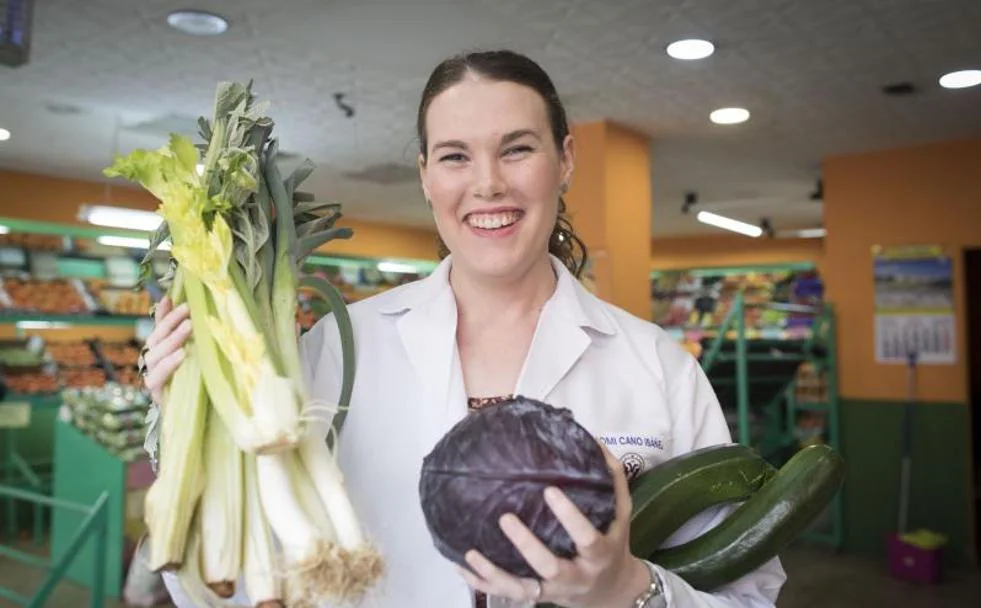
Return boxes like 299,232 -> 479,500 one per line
164,255 -> 785,607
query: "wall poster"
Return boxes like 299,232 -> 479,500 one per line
873,244 -> 955,364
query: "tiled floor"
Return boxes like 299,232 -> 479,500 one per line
778,546 -> 981,607
1,544 -> 979,606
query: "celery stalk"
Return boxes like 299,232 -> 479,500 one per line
184,273 -> 300,454
198,406 -> 244,596
144,349 -> 207,572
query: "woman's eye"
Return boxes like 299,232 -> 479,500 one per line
438,153 -> 467,163
504,145 -> 533,157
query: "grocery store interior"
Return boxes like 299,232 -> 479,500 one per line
1,0 -> 981,606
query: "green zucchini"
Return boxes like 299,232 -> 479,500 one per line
629,443 -> 777,560
652,444 -> 845,590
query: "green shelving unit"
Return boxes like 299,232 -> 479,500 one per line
698,291 -> 843,548
652,262 -> 843,549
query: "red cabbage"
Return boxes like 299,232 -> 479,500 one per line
419,396 -> 617,579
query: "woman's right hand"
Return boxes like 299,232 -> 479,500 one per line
142,296 -> 193,404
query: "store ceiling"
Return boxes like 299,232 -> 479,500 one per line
1,0 -> 979,238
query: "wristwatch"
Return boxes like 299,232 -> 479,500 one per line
632,560 -> 665,608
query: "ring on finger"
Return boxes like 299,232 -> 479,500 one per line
138,345 -> 150,377
530,579 -> 542,601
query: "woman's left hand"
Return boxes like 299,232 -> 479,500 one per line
457,445 -> 651,608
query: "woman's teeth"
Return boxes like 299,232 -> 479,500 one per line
466,211 -> 521,230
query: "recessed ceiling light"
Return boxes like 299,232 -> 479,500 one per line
710,107 -> 750,125
0,128 -> 10,141
939,69 -> 981,89
166,10 -> 229,36
666,39 -> 715,60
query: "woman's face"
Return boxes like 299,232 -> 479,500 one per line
419,75 -> 574,281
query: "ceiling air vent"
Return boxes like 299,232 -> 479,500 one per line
0,0 -> 34,67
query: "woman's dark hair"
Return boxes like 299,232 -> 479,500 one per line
417,49 -> 589,279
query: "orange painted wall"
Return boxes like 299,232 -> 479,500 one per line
823,137 -> 981,403
565,121 -> 652,319
650,234 -> 824,271
0,169 -> 439,262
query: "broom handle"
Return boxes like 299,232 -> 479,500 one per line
898,351 -> 917,533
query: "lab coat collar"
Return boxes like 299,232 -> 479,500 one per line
376,254 -> 617,443
377,254 -> 618,338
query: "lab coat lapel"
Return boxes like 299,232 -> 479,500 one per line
515,297 -> 590,401
388,261 -> 468,448
515,259 -> 612,401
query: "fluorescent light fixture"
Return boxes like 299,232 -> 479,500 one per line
96,235 -> 171,250
696,211 -> 763,237
16,321 -> 71,330
166,10 -> 229,36
0,128 -> 10,142
666,39 -> 715,60
79,205 -> 162,232
794,228 -> 827,239
377,261 -> 418,274
97,235 -> 149,249
0,225 -> 9,234
710,107 -> 751,125
939,69 -> 981,89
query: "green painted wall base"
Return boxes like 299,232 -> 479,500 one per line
841,399 -> 974,567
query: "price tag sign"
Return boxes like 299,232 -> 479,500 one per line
0,402 -> 32,429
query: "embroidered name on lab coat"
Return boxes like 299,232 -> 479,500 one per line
597,434 -> 665,450
598,434 -> 667,481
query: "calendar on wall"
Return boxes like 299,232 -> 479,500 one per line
873,245 -> 955,365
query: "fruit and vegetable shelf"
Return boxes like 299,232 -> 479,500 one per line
0,336 -> 143,395
0,223 -> 434,334
652,264 -> 825,346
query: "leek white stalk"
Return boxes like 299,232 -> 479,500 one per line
286,451 -> 336,540
257,449 -> 382,604
199,406 -> 244,597
254,454 -> 333,580
293,418 -> 384,600
297,432 -> 366,550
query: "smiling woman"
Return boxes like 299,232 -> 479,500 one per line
153,49 -> 787,608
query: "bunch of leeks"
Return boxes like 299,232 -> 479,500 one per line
106,81 -> 381,607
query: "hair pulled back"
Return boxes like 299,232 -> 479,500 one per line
417,49 -> 588,278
